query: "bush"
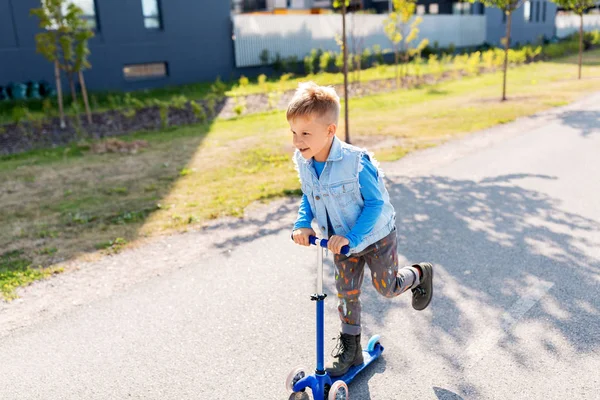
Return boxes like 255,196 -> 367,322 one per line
452,54 -> 469,75
302,49 -> 322,75
210,76 -> 227,97
542,40 -> 579,59
259,49 -> 270,65
508,49 -> 526,65
273,53 -> 286,73
466,51 -> 481,75
372,45 -> 384,65
361,48 -> 372,69
170,95 -> 189,110
335,52 -> 344,72
238,75 -> 249,88
191,102 -> 207,123
233,96 -> 246,116
584,30 -> 600,48
482,49 -> 496,69
523,45 -> 542,62
257,74 -> 268,89
319,51 -> 334,73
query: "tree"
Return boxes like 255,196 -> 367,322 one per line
551,0 -> 595,79
333,0 -> 351,144
31,0 -> 95,126
471,0 -> 523,101
384,0 -> 426,88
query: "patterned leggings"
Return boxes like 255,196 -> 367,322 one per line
333,229 -> 420,335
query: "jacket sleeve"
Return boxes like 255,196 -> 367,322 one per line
344,155 -> 384,248
293,193 -> 315,230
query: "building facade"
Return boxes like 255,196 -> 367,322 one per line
0,0 -> 235,92
1,0 -> 558,94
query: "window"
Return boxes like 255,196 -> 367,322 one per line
453,2 -> 471,15
44,0 -> 98,30
542,1 -> 546,22
535,1 -> 540,22
123,62 -> 168,80
503,10 -> 507,23
67,0 -> 97,29
524,1 -> 532,22
416,4 -> 426,15
429,3 -> 439,14
142,0 -> 162,29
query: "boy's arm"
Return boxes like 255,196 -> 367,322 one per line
344,155 -> 384,248
293,193 -> 315,231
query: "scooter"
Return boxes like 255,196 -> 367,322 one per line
286,236 -> 384,400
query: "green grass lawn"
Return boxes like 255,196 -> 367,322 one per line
1,49 -> 600,300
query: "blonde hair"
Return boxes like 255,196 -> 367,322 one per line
286,81 -> 340,125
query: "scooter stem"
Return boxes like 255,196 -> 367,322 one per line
316,240 -> 324,294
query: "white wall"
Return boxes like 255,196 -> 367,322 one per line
232,14 -> 487,67
556,14 -> 600,38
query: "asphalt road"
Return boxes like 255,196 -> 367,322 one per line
1,93 -> 599,399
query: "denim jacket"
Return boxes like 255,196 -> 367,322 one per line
294,137 -> 396,255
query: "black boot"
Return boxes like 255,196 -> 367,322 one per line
412,262 -> 433,311
325,333 -> 364,377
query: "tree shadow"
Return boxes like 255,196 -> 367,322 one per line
0,98 -> 229,275
433,386 -> 466,400
556,110 -> 600,137
205,172 -> 600,397
356,173 -> 600,394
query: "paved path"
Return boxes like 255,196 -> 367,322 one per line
1,93 -> 599,399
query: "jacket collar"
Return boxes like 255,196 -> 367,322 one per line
325,136 -> 343,162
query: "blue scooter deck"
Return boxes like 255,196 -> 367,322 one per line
332,343 -> 384,385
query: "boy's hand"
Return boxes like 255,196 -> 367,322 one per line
328,235 -> 350,254
292,228 -> 316,247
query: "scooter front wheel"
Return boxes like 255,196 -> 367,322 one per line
328,380 -> 349,400
367,334 -> 381,352
285,366 -> 307,393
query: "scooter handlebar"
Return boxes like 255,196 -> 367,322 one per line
309,235 -> 350,255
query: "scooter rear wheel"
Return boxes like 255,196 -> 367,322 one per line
328,381 -> 349,400
285,366 -> 307,393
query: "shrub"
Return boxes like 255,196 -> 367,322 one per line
259,49 -> 270,65
482,49 -> 496,69
233,96 -> 246,116
466,51 -> 481,75
239,75 -> 249,88
361,48 -> 372,69
258,74 -> 268,88
191,102 -> 207,123
319,51 -> 334,73
372,44 -> 384,65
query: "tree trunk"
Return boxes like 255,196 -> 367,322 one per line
578,13 -> 583,80
68,71 -> 78,104
54,60 -> 66,129
502,11 -> 512,101
342,1 -> 350,144
79,71 -> 92,124
395,46 -> 399,88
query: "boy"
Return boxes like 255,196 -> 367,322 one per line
289,82 -> 433,377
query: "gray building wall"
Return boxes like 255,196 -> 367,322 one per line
486,1 -> 557,47
0,0 -> 236,92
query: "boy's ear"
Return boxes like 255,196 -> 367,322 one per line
328,123 -> 337,137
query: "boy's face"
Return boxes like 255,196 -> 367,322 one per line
290,114 -> 337,162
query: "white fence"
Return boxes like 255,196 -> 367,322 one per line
232,14 -> 487,67
556,14 -> 600,38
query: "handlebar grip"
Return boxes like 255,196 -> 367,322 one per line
309,236 -> 350,255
